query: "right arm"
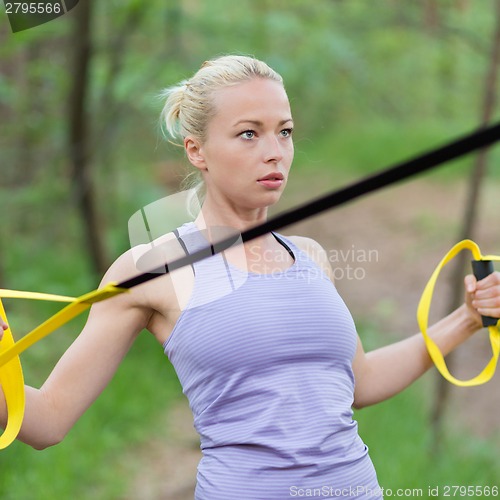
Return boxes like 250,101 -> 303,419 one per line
0,251 -> 153,450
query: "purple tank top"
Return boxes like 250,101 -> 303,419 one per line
163,223 -> 382,499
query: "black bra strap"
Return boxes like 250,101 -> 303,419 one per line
272,232 -> 295,261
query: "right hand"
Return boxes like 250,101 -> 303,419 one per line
0,318 -> 8,341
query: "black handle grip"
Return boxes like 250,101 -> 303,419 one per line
471,260 -> 498,327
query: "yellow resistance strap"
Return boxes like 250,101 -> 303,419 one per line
0,283 -> 127,449
417,239 -> 500,387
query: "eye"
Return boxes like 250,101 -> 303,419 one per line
280,128 -> 293,138
239,130 -> 256,140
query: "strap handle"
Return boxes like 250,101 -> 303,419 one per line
417,240 -> 500,387
471,260 -> 498,327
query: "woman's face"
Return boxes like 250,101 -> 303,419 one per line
189,77 -> 294,213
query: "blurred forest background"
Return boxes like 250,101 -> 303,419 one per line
1,1 -> 500,498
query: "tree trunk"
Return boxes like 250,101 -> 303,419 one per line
423,0 -> 440,33
430,0 -> 500,455
95,4 -> 149,163
165,1 -> 184,59
68,0 -> 107,276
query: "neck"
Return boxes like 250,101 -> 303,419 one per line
195,195 -> 269,233
193,195 -> 282,258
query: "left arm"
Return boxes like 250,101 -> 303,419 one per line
288,236 -> 500,409
352,272 -> 500,409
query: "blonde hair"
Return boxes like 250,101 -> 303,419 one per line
159,55 -> 283,145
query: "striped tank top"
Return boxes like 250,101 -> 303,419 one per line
163,222 -> 382,499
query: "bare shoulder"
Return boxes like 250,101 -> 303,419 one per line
286,235 -> 333,280
100,231 -> 187,306
107,230 -> 188,279
101,247 -> 142,288
96,246 -> 152,313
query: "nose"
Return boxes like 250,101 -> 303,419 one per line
263,134 -> 284,163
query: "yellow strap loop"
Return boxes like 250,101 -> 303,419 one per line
0,299 -> 25,450
0,283 -> 127,449
417,239 -> 500,387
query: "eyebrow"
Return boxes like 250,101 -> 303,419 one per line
232,118 -> 294,128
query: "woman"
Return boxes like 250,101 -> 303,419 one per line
1,55 -> 499,499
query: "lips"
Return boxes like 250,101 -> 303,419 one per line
257,172 -> 285,189
258,172 -> 284,182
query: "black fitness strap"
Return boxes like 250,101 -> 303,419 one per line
119,122 -> 500,290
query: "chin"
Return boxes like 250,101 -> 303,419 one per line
233,185 -> 286,212
258,191 -> 284,209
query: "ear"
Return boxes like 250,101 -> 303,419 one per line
184,136 -> 207,171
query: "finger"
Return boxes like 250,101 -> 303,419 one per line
0,320 -> 7,341
464,274 -> 477,294
472,294 -> 500,312
474,270 -> 500,290
472,286 -> 500,318
473,283 -> 500,301
473,272 -> 500,304
474,308 -> 500,321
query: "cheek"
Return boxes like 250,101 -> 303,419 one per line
285,143 -> 294,167
203,144 -> 234,172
